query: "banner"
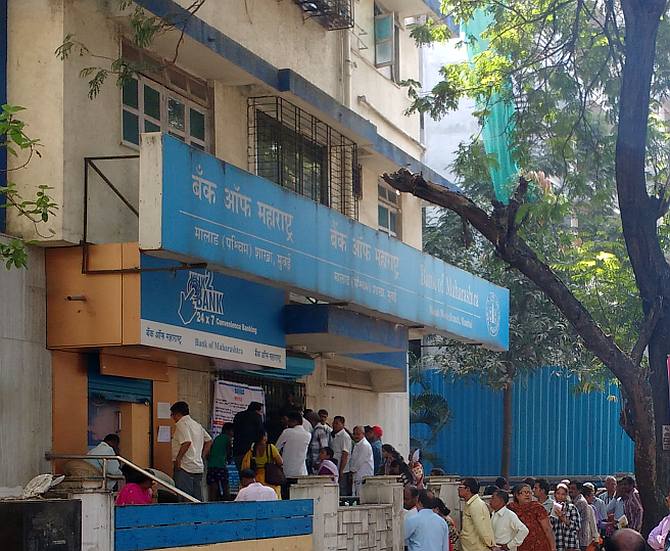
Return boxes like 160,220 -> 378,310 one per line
140,134 -> 510,351
211,380 -> 265,437
140,254 -> 286,369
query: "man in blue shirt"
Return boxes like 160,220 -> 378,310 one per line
404,490 -> 450,551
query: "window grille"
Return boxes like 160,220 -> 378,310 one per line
248,96 -> 360,220
292,0 -> 354,31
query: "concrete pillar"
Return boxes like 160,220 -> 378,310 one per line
359,476 -> 403,551
290,476 -> 339,551
68,491 -> 114,551
427,476 -> 462,530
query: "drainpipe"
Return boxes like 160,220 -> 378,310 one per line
0,0 -> 7,231
341,27 -> 352,108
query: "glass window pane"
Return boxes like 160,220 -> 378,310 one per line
123,110 -> 139,145
378,184 -> 386,200
376,42 -> 393,66
144,120 -> 160,133
122,78 -> 138,109
168,98 -> 185,132
390,211 -> 398,234
190,108 -> 205,141
375,14 -> 393,41
144,85 -> 161,120
378,205 -> 389,228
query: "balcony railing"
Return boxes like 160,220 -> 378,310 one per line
292,0 -> 354,30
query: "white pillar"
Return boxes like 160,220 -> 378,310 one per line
69,491 -> 115,551
427,476 -> 463,530
290,476 -> 339,551
359,476 -> 404,551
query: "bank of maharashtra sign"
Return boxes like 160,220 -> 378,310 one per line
139,134 -> 510,350
140,255 -> 286,368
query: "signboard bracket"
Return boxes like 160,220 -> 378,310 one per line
81,242 -> 207,275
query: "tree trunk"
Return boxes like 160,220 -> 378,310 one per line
615,0 -> 670,532
643,323 -> 670,532
501,385 -> 512,479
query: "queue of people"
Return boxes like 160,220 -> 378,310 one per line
96,397 -> 665,551
401,475 -> 651,551
97,398 -> 422,506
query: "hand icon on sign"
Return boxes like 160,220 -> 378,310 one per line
178,287 -> 198,325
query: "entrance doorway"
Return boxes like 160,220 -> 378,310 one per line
88,358 -> 153,468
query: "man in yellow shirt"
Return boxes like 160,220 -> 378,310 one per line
459,478 -> 495,551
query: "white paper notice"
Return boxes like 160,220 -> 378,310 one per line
157,425 -> 172,443
157,402 -> 172,419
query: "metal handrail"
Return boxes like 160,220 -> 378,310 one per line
45,453 -> 199,503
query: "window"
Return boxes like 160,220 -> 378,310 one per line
248,96 -> 359,220
255,111 -> 328,206
120,43 -> 211,150
378,180 -> 400,237
374,4 -> 400,82
122,75 -> 209,150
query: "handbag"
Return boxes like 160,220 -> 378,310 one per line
264,445 -> 286,486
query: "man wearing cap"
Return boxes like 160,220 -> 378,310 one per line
365,425 -> 383,474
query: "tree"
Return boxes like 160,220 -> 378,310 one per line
0,104 -> 57,268
409,355 -> 453,466
1,0 -> 208,264
418,141 -> 607,477
385,0 -> 670,530
56,0 -> 207,98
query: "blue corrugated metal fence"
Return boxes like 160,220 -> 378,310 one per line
411,367 -> 634,478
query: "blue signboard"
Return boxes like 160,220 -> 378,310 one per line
140,134 -> 509,350
140,255 -> 286,368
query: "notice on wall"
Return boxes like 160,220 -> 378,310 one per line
211,380 -> 265,437
157,402 -> 172,419
157,425 -> 172,443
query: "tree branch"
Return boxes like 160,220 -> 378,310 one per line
382,169 -> 639,388
630,296 -> 663,366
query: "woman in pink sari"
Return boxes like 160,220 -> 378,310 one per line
116,466 -> 155,506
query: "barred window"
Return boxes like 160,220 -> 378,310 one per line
248,97 -> 360,219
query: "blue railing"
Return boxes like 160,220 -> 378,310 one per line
114,500 -> 313,551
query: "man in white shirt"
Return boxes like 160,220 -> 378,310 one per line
331,415 -> 353,496
170,401 -> 212,501
86,433 -> 122,489
490,490 -> 529,551
235,469 -> 278,502
276,410 -> 312,497
350,425 -> 374,496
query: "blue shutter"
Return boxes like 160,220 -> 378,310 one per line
88,357 -> 152,403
